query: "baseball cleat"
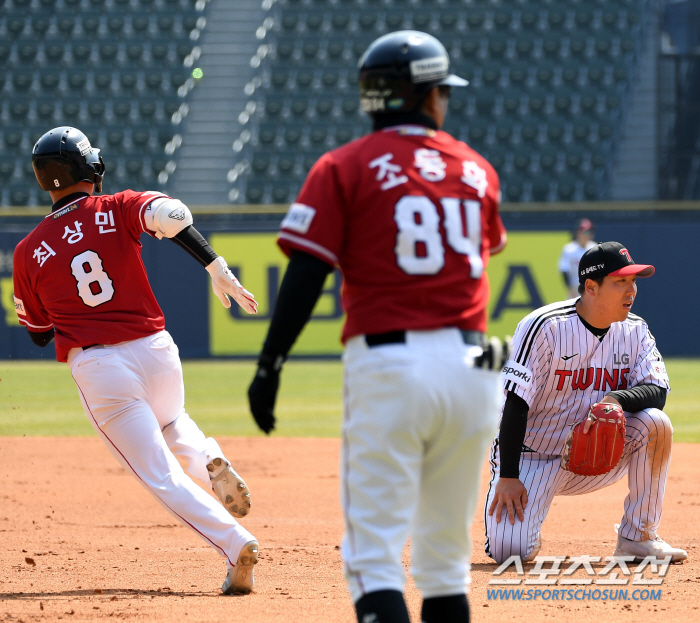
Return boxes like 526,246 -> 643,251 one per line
222,540 -> 259,595
523,532 -> 542,562
613,529 -> 687,563
207,458 -> 252,518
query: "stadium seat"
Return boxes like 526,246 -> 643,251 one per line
264,94 -> 286,118
132,15 -> 151,34
137,98 -> 157,121
546,3 -> 568,31
156,14 -> 175,34
466,119 -> 489,148
579,92 -> 598,116
512,146 -> 532,173
271,181 -> 291,204
9,185 -> 30,207
126,41 -> 145,64
519,116 -> 540,144
276,151 -> 298,177
530,175 -> 552,202
151,40 -> 170,63
88,100 -> 108,122
481,62 -> 501,87
94,71 -> 113,92
301,41 -> 320,62
71,41 -> 93,64
518,6 -> 539,31
56,13 -> 76,36
503,175 -> 525,202
131,125 -> 152,151
492,8 -> 514,31
341,98 -> 359,118
145,70 -> 163,93
568,34 -> 588,58
289,97 -> 308,118
594,33 -> 615,59
494,117 -> 514,143
537,145 -> 559,172
508,61 -> 529,87
541,34 -> 562,59
0,155 -> 16,180
119,71 -> 139,94
466,9 -> 486,31
597,118 -> 616,142
270,69 -> 291,91
556,174 -> 577,201
330,10 -> 351,32
105,13 -> 126,35
98,39 -> 120,66
460,34 -> 482,60
326,41 -> 345,62
551,89 -> 572,116
501,88 -> 521,117
334,122 -> 356,146
586,60 -> 606,86
3,129 -> 23,151
582,174 -> 601,200
34,97 -> 56,123
16,40 -> 39,65
251,153 -> 272,177
564,144 -> 585,172
574,8 -> 594,31
11,70 -> 33,93
61,100 -> 82,124
7,96 -> 30,122
527,89 -> 548,117
475,88 -> 497,116
81,12 -> 102,38
572,117 -> 592,143
484,145 -> 507,173
112,98 -> 133,120
39,69 -> 61,94
5,12 -> 26,39
514,33 -> 536,59
488,33 -> 509,59
31,16 -> 51,37
439,10 -> 459,31
284,126 -> 302,146
305,10 -> 324,32
44,39 -> 66,65
560,61 -> 580,87
315,97 -> 334,117
546,119 -> 566,144
245,180 -> 266,204
259,122 -> 279,147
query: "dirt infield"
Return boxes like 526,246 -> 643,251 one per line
1,437 -> 698,622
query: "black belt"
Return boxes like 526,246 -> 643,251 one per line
82,344 -> 100,350
365,330 -> 486,348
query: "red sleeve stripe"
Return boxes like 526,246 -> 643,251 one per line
278,232 -> 338,265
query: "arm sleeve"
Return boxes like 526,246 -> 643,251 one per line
28,328 -> 55,347
498,391 -> 529,478
261,250 -> 333,358
606,383 -> 666,413
168,225 -> 218,267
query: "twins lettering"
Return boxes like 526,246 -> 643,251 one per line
554,367 -> 630,391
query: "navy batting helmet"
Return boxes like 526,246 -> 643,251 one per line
32,126 -> 105,193
359,30 -> 468,115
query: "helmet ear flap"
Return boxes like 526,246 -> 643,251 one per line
93,156 -> 105,193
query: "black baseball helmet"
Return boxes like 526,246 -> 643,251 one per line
32,126 -> 105,193
359,30 -> 468,115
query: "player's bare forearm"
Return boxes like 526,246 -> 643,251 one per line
489,478 -> 528,525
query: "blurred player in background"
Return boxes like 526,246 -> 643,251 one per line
559,218 -> 596,298
13,126 -> 259,595
248,32 -> 507,623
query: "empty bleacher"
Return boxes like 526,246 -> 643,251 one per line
0,0 -> 207,206
234,0 -> 652,204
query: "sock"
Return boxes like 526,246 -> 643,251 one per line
421,593 -> 470,623
354,589 -> 411,623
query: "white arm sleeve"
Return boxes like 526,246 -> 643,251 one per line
143,197 -> 194,239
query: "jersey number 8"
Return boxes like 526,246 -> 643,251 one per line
71,250 -> 115,307
394,196 -> 483,278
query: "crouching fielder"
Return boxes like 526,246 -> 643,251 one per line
484,242 -> 687,564
13,127 -> 260,594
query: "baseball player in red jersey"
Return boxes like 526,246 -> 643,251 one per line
247,32 -> 507,623
485,241 -> 687,564
13,127 -> 260,594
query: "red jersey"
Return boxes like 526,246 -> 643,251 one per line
277,125 -> 507,343
13,190 -> 168,362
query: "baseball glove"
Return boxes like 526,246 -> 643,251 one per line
561,403 -> 626,476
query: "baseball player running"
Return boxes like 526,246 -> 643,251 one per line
247,31 -> 507,623
485,241 -> 687,564
13,127 -> 260,594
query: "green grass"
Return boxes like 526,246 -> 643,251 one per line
0,360 -> 343,437
1,359 -> 698,441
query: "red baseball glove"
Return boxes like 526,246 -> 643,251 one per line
561,403 -> 626,476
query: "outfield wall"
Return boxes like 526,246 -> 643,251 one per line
2,202 -> 699,359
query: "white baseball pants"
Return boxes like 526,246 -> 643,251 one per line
341,328 -> 502,602
68,330 -> 254,567
484,408 -> 673,563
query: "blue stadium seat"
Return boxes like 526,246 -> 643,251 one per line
484,145 -> 507,173
571,117 -> 592,143
125,41 -> 145,64
245,180 -> 266,204
276,151 -> 298,177
519,116 -> 540,144
5,12 -> 26,39
31,15 -> 51,37
530,175 -> 552,202
514,33 -> 536,59
546,118 -> 566,144
252,153 -> 272,177
61,99 -> 82,124
7,96 -> 29,122
34,97 -> 56,123
564,144 -> 585,172
494,117 -> 514,143
0,155 -> 16,181
553,89 -> 573,116
501,88 -> 521,117
44,39 -> 66,65
264,94 -> 286,118
284,126 -> 302,146
315,97 -> 334,117
39,68 -> 61,94
88,100 -> 108,122
568,34 -> 588,58
503,175 -> 525,202
537,145 -> 559,172
271,181 -> 292,204
56,13 -> 76,36
546,3 -> 568,31
492,8 -> 514,31
527,89 -> 548,117
81,12 -> 102,38
289,97 -> 308,118
137,97 -> 158,121
574,8 -> 594,31
16,39 -> 39,65
488,33 -> 509,59
8,185 -> 30,207
460,34 -> 482,60
98,39 -> 120,66
541,33 -> 562,59
12,70 -> 34,93
518,6 -> 540,31
131,124 -> 152,152
145,70 -> 163,94
71,41 -> 93,64
512,146 -> 532,173
556,174 -> 577,201
112,98 -> 133,120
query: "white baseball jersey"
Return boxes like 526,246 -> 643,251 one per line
501,299 -> 670,455
558,240 -> 596,288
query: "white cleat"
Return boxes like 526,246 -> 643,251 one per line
614,531 -> 687,563
523,532 -> 542,562
207,458 -> 252,518
222,541 -> 259,595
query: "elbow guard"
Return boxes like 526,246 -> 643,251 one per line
145,197 -> 194,239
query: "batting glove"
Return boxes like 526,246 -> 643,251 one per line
248,353 -> 284,434
206,256 -> 258,314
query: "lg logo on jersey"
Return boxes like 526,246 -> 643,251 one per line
613,353 -> 630,365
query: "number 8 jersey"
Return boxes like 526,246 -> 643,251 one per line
13,190 -> 167,362
278,125 -> 507,342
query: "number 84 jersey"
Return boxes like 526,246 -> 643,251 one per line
13,190 -> 167,362
278,125 -> 507,342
